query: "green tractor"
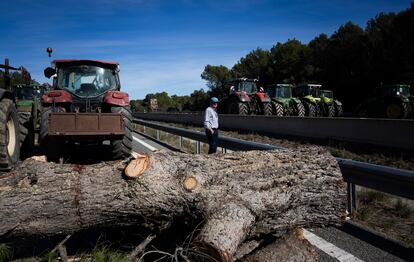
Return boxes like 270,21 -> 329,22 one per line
219,78 -> 273,115
13,84 -> 44,153
356,84 -> 411,119
320,90 -> 343,117
293,84 -> 322,117
265,84 -> 305,116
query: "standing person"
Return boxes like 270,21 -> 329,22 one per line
204,97 -> 219,154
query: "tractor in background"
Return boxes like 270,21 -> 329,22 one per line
219,78 -> 273,116
41,48 -> 132,161
320,90 -> 343,117
355,84 -> 411,119
13,84 -> 44,154
293,84 -> 322,117
265,84 -> 305,117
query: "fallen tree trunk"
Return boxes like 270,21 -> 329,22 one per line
0,147 -> 346,261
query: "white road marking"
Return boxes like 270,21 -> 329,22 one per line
303,229 -> 364,262
132,134 -> 158,152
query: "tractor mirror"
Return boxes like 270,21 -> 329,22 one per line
44,67 -> 56,78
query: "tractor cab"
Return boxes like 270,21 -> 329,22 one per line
294,84 -> 321,100
320,90 -> 333,99
380,84 -> 410,99
44,60 -> 125,113
229,78 -> 258,95
266,84 -> 293,99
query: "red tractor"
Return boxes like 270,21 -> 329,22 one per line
219,78 -> 273,115
41,52 -> 132,161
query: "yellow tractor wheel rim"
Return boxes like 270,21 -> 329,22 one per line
7,117 -> 17,157
386,104 -> 401,118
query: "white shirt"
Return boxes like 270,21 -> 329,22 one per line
204,106 -> 219,129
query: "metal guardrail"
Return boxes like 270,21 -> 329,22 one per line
133,118 -> 414,215
133,112 -> 414,151
133,119 -> 284,152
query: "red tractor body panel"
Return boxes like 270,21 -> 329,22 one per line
42,90 -> 73,104
104,91 -> 129,107
235,91 -> 251,102
255,92 -> 271,103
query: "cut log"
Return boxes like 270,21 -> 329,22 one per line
0,147 -> 346,261
125,153 -> 149,178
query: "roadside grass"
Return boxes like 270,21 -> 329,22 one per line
352,188 -> 414,247
0,244 -> 13,262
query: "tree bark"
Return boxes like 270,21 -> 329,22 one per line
0,146 -> 346,261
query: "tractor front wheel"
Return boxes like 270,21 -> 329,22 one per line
335,103 -> 343,117
228,102 -> 249,115
110,106 -> 133,159
0,98 -> 20,171
263,102 -> 273,116
295,102 -> 305,117
303,102 -> 316,117
327,104 -> 335,117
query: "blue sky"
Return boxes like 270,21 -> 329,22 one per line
0,0 -> 411,99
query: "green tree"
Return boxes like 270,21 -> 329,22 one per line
201,65 -> 233,98
270,39 -> 313,84
185,89 -> 209,111
232,48 -> 273,84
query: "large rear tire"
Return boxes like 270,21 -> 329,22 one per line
110,106 -> 133,159
385,103 -> 408,119
0,98 -> 20,171
272,102 -> 284,116
40,107 -> 65,162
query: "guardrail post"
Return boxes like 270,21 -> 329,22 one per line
196,141 -> 201,154
347,182 -> 357,214
156,130 -> 160,141
143,126 -> 146,134
178,136 -> 183,149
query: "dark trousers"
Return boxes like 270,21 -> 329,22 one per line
206,128 -> 218,154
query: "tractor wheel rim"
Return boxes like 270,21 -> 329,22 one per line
387,104 -> 401,118
7,117 -> 16,157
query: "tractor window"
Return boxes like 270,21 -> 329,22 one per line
57,65 -> 117,97
266,87 -> 276,97
239,82 -> 256,94
275,86 -> 292,98
16,87 -> 34,100
321,91 -> 333,99
311,88 -> 320,97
